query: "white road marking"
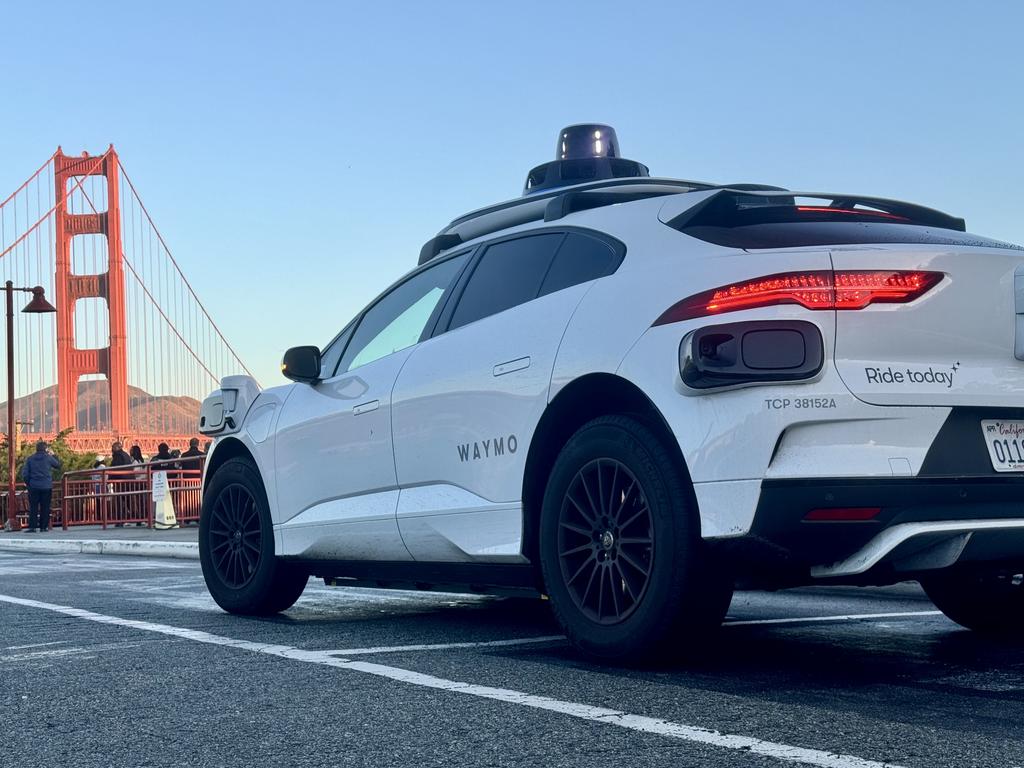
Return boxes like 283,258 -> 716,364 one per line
5,641 -> 66,650
724,610 -> 943,627
323,635 -> 565,656
0,642 -> 144,663
0,593 -> 904,768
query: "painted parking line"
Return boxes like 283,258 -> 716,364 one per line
724,610 -> 943,627
323,635 -> 566,656
323,610 -> 945,657
0,593 -> 903,768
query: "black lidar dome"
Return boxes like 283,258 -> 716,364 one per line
524,124 -> 649,195
557,124 -> 620,160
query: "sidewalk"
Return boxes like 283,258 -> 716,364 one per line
0,524 -> 199,559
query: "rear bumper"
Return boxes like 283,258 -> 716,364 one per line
730,475 -> 1024,585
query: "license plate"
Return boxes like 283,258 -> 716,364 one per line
981,420 -> 1024,472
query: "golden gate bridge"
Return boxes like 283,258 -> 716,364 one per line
0,147 -> 255,453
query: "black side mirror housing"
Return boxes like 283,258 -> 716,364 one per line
281,346 -> 322,383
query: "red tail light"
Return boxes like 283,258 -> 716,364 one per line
654,270 -> 942,325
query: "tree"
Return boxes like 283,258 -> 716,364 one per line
0,429 -> 98,485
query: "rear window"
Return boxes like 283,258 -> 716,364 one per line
449,234 -> 563,330
669,192 -> 1024,251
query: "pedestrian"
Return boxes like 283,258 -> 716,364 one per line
130,445 -> 145,464
21,441 -> 60,533
110,441 -> 133,467
152,442 -> 173,463
180,438 -> 205,471
109,441 -> 134,527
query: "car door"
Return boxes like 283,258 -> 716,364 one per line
392,230 -> 624,562
273,252 -> 470,561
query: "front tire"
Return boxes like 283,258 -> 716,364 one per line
921,566 -> 1024,634
538,415 -> 731,663
200,457 -> 308,615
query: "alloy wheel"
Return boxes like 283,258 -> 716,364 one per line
208,484 -> 263,588
557,458 -> 654,625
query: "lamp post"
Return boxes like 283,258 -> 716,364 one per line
5,282 -> 56,532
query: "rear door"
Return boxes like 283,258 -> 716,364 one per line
391,230 -> 623,561
832,244 -> 1024,408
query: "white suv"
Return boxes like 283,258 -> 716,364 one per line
199,125 -> 1024,661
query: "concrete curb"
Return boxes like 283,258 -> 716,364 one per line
0,538 -> 200,560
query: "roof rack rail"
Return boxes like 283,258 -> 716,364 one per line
543,187 -> 683,222
418,234 -> 463,266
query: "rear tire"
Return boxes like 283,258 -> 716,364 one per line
200,457 -> 308,615
921,567 -> 1024,634
538,415 -> 732,663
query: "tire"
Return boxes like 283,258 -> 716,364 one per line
199,456 -> 308,615
538,415 -> 732,663
921,567 -> 1024,634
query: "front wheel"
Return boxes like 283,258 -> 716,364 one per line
921,566 -> 1024,634
199,457 -> 308,615
538,415 -> 732,663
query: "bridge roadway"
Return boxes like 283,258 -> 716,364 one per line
1,549 -> 1022,768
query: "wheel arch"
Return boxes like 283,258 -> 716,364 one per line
521,373 -> 697,563
203,436 -> 258,494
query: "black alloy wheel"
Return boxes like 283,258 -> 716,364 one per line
208,484 -> 263,589
200,456 -> 308,615
539,415 -> 733,663
558,458 -> 653,625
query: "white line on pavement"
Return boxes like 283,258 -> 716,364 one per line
323,635 -> 565,656
5,641 -> 66,650
724,610 -> 943,627
0,593 -> 904,768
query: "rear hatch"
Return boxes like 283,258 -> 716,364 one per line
665,189 -> 1024,408
832,244 -> 1024,408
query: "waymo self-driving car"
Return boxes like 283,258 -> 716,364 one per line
199,125 -> 1024,661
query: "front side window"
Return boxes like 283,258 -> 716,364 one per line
337,253 -> 468,374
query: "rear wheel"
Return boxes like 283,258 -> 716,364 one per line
200,457 -> 308,614
538,415 -> 732,663
921,566 -> 1024,634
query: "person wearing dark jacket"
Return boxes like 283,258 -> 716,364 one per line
109,441 -> 134,527
21,441 -> 60,533
180,438 -> 205,471
152,443 -> 174,463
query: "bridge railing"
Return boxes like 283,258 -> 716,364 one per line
59,458 -> 205,529
0,483 -> 62,529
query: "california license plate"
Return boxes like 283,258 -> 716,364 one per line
981,420 -> 1024,472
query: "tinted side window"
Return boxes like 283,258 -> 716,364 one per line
449,233 -> 563,330
338,253 -> 468,373
539,233 -> 618,296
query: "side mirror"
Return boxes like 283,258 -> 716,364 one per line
281,346 -> 322,383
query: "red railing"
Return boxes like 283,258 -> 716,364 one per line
0,483 -> 63,529
59,458 -> 205,529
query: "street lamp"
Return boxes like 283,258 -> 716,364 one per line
5,282 -> 56,532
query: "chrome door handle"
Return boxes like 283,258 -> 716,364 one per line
353,399 -> 380,415
493,357 -> 531,377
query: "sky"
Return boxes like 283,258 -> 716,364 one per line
2,1 -> 1022,387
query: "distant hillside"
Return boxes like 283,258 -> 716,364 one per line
1,380 -> 201,434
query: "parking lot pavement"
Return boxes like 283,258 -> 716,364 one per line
1,551 -> 1022,768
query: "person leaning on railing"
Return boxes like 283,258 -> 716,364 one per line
21,440 -> 61,533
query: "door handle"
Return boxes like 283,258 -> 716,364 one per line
353,399 -> 380,415
493,356 -> 531,377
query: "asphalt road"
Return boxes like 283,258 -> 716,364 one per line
1,551 -> 1022,768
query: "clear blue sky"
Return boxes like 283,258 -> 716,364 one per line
3,1 -> 1022,387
